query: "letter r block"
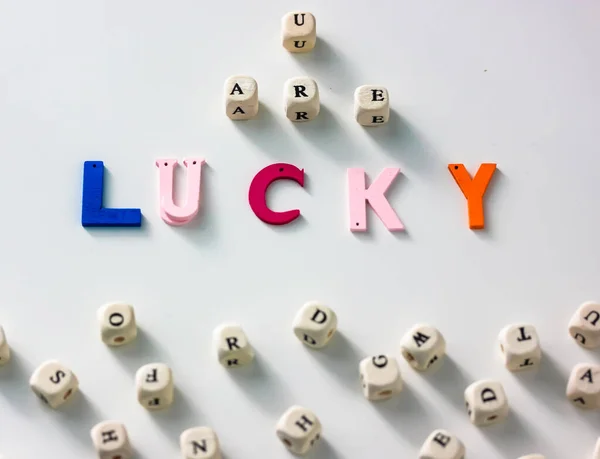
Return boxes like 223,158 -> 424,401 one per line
354,85 -> 390,126
284,77 -> 320,122
281,12 -> 316,52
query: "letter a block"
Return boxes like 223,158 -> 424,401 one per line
180,427 -> 222,459
135,363 -> 174,411
30,360 -> 79,409
90,421 -> 133,459
498,324 -> 541,371
569,301 -> 600,348
97,302 -> 137,346
354,85 -> 390,126
400,324 -> 446,371
214,324 -> 254,368
276,405 -> 322,456
224,76 -> 258,120
418,429 -> 465,459
284,77 -> 320,122
464,380 -> 509,426
281,12 -> 316,53
566,363 -> 600,409
293,301 -> 338,349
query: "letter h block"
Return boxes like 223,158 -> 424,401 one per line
276,405 -> 322,455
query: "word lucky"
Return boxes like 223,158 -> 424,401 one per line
81,160 -> 497,231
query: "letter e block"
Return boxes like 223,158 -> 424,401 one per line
29,360 -> 79,409
224,76 -> 258,120
180,426 -> 222,459
400,324 -> 446,371
464,380 -> 509,426
359,355 -> 402,401
354,85 -> 389,126
566,363 -> 600,409
418,429 -> 465,459
135,363 -> 174,410
569,301 -> 600,348
281,12 -> 316,53
498,324 -> 542,371
293,301 -> 337,349
214,324 -> 254,367
90,421 -> 133,459
284,77 -> 320,122
97,302 -> 137,346
276,405 -> 321,455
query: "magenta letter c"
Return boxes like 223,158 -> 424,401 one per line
248,163 -> 305,225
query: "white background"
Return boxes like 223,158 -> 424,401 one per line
0,1 -> 599,457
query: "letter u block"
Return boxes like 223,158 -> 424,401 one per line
281,12 -> 316,52
90,421 -> 133,459
419,429 -> 465,459
284,77 -> 320,122
293,301 -> 337,349
464,380 -> 509,426
224,76 -> 258,120
569,301 -> 600,348
276,405 -> 322,456
30,360 -> 79,409
354,85 -> 389,126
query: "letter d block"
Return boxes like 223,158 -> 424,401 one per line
569,301 -> 600,348
354,85 -> 389,126
30,360 -> 79,409
90,421 -> 133,459
418,429 -> 465,459
281,12 -> 316,53
97,302 -> 137,346
293,301 -> 337,349
135,363 -> 174,411
224,76 -> 258,120
276,405 -> 322,456
464,380 -> 509,426
284,77 -> 320,122
214,324 -> 254,368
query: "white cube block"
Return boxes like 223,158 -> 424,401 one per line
224,76 -> 258,120
498,324 -> 542,371
30,360 -> 79,409
90,421 -> 133,459
135,363 -> 174,410
566,363 -> 600,409
400,324 -> 446,371
180,426 -> 221,459
281,12 -> 316,53
464,380 -> 509,426
214,324 -> 254,367
359,355 -> 402,401
276,405 -> 321,456
569,301 -> 600,348
0,326 -> 10,365
354,85 -> 390,126
418,429 -> 465,459
293,301 -> 337,349
284,77 -> 320,122
97,302 -> 137,346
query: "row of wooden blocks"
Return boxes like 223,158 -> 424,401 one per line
0,300 -> 599,457
225,76 -> 390,125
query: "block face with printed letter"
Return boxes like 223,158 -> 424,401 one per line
284,77 -> 320,122
359,354 -> 403,401
498,324 -> 541,371
135,362 -> 174,410
276,405 -> 322,455
293,301 -> 337,349
400,324 -> 446,371
418,429 -> 465,459
180,426 -> 222,459
354,85 -> 390,126
29,360 -> 79,409
569,301 -> 600,348
97,302 -> 137,346
224,75 -> 258,120
281,12 -> 316,53
566,363 -> 600,409
90,420 -> 133,459
464,380 -> 509,426
214,324 -> 254,367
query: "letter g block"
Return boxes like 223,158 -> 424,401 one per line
293,301 -> 338,349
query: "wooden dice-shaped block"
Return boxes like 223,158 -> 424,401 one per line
464,380 -> 509,426
400,324 -> 446,371
518,455 -> 545,459
569,301 -> 600,348
594,438 -> 600,459
90,421 -> 133,459
224,76 -> 258,120
97,302 -> 137,346
135,363 -> 174,411
284,77 -> 320,122
214,324 -> 254,367
354,85 -> 390,126
418,429 -> 465,459
498,324 -> 541,371
276,405 -> 321,456
359,355 -> 402,401
566,363 -> 600,409
0,326 -> 10,365
293,301 -> 337,349
180,427 -> 221,459
281,12 -> 316,53
30,360 -> 79,409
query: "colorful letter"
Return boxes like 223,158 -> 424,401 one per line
448,163 -> 497,229
81,161 -> 142,227
248,163 -> 305,225
347,168 -> 404,232
156,158 -> 205,226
